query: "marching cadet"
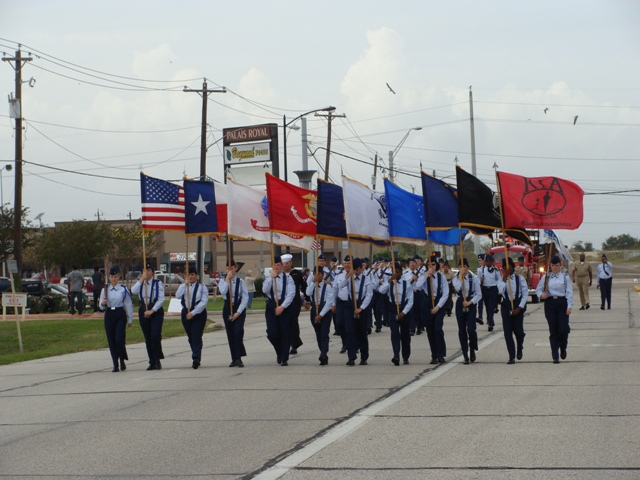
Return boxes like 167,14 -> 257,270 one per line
480,255 -> 501,332
331,255 -> 353,354
378,262 -> 414,366
100,266 -> 134,373
131,263 -> 165,370
218,259 -> 249,368
404,257 -> 421,336
412,255 -> 427,336
536,255 -> 573,364
176,267 -> 209,369
497,258 -> 528,364
361,257 -> 374,334
415,255 -> 449,364
337,257 -> 373,366
452,258 -> 482,365
262,256 -> 296,366
371,259 -> 392,332
282,254 -> 304,355
597,253 -> 613,310
571,252 -> 593,310
306,266 -> 334,365
442,260 -> 455,317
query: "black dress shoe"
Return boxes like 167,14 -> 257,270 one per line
192,359 -> 200,369
416,330 -> 422,335
516,346 -> 523,360
340,347 -> 347,354
601,306 -> 605,310
560,348 -> 567,360
476,318 -> 484,325
463,357 -> 470,365
346,359 -> 355,366
237,359 -> 244,368
333,331 -> 339,335
375,328 -> 381,333
392,357 -> 400,366
488,326 -> 494,332
579,306 -> 585,310
112,366 -> 119,373
470,350 -> 476,363
156,361 -> 162,370
403,359 -> 410,365
281,361 -> 288,366
290,349 -> 298,355
437,357 -> 446,364
359,359 -> 368,365
366,327 -> 372,335
586,304 -> 590,309
320,356 -> 328,365
507,358 -> 515,365
120,360 -> 126,371
229,360 -> 238,367
553,359 -> 560,364
147,364 -> 157,371
429,358 -> 438,365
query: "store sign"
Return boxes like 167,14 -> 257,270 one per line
169,252 -> 197,262
224,142 -> 270,165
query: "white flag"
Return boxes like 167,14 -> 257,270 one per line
342,176 -> 389,243
539,229 -> 573,266
227,179 -> 315,251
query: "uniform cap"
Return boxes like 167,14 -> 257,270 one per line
281,254 -> 293,263
188,266 -> 198,274
550,255 -> 561,265
459,258 -> 470,267
145,263 -> 153,270
226,259 -> 237,267
478,254 -> 486,260
485,255 -> 494,262
331,256 -> 338,262
317,254 -> 326,260
273,255 -> 282,264
344,255 -> 352,262
352,258 -> 363,269
109,266 -> 119,275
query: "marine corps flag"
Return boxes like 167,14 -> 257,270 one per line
265,173 -> 317,238
456,166 -> 531,245
497,171 -> 584,230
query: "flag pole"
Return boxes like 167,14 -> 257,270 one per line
185,237 -> 191,311
458,229 -> 467,304
495,169 -> 515,310
227,237 -> 233,317
348,241 -> 358,313
270,236 -> 279,308
315,237 -> 319,313
426,234 -> 435,310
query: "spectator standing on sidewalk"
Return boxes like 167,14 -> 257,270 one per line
245,270 -> 256,310
91,266 -> 105,314
66,266 -> 85,316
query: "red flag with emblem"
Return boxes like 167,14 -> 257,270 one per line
497,171 -> 584,230
265,173 -> 317,238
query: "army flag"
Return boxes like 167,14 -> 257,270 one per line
183,180 -> 219,236
265,173 -> 317,238
497,171 -> 584,230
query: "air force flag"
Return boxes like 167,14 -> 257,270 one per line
184,179 -> 219,236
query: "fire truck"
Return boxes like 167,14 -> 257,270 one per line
488,242 -> 544,303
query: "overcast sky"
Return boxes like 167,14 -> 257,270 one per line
1,0 -> 638,249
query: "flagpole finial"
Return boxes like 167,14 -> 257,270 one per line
492,162 -> 499,171
454,156 -> 459,164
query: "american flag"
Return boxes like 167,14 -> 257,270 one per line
310,239 -> 321,251
140,173 -> 185,230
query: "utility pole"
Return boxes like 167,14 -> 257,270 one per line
315,110 -> 345,181
3,49 -> 32,284
469,86 -> 481,255
183,79 -> 226,277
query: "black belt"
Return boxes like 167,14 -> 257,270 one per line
550,296 -> 565,299
108,306 -> 125,311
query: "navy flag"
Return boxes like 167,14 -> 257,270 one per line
183,179 -> 219,236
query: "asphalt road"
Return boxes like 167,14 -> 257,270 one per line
1,278 -> 638,480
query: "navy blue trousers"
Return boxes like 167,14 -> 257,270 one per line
599,277 -> 612,309
500,302 -> 525,360
544,296 -> 570,361
481,286 -> 498,327
265,301 -> 293,362
182,310 -> 207,361
455,299 -> 478,358
389,307 -> 412,360
223,304 -> 246,362
424,299 -> 447,359
104,308 -> 128,366
139,308 -> 164,365
310,306 -> 331,359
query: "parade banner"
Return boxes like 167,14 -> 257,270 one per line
140,173 -> 184,231
265,173 -> 317,238
497,171 -> 584,230
183,179 -> 219,236
227,179 -> 315,250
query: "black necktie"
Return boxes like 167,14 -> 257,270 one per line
111,287 -> 117,291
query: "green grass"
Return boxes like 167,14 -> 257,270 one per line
0,297 -> 266,366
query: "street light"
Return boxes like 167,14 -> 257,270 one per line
0,164 -> 12,209
283,106 -> 335,181
388,127 -> 422,183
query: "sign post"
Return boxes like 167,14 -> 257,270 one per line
4,259 -> 25,353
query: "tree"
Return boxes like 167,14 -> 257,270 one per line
572,241 -> 585,252
0,206 -> 35,272
110,222 -> 163,288
37,220 -> 113,272
584,241 -> 594,252
602,234 -> 640,251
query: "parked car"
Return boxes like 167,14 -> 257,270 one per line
154,273 -> 185,296
49,283 -> 69,296
0,276 -> 49,297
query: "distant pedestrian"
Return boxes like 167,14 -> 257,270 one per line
245,270 -> 256,310
572,253 -> 593,310
99,266 -> 133,372
597,253 -> 613,310
90,266 -> 105,314
66,266 -> 85,315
